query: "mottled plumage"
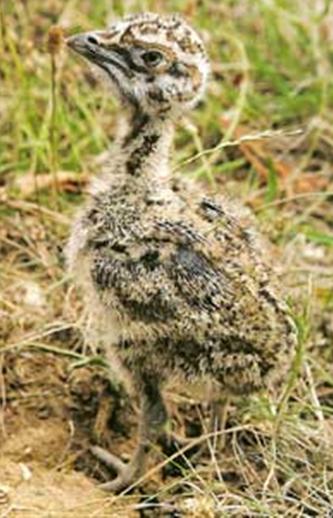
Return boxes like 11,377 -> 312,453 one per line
66,12 -> 297,491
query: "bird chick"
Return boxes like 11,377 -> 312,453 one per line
66,12 -> 297,492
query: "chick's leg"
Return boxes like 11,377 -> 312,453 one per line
159,394 -> 230,462
91,376 -> 167,492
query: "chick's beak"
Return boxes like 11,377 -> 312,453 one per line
66,31 -> 132,80
66,32 -> 101,55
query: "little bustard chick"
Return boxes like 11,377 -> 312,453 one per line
66,12 -> 297,492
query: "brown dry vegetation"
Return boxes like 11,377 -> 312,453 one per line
1,0 -> 333,516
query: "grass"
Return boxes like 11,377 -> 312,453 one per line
1,0 -> 333,516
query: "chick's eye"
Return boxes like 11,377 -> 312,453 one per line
142,50 -> 164,67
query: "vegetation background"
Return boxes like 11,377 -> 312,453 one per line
1,0 -> 333,515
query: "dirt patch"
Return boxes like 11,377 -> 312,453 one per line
0,349 -> 140,516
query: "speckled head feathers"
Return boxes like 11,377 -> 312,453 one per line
67,12 -> 210,116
